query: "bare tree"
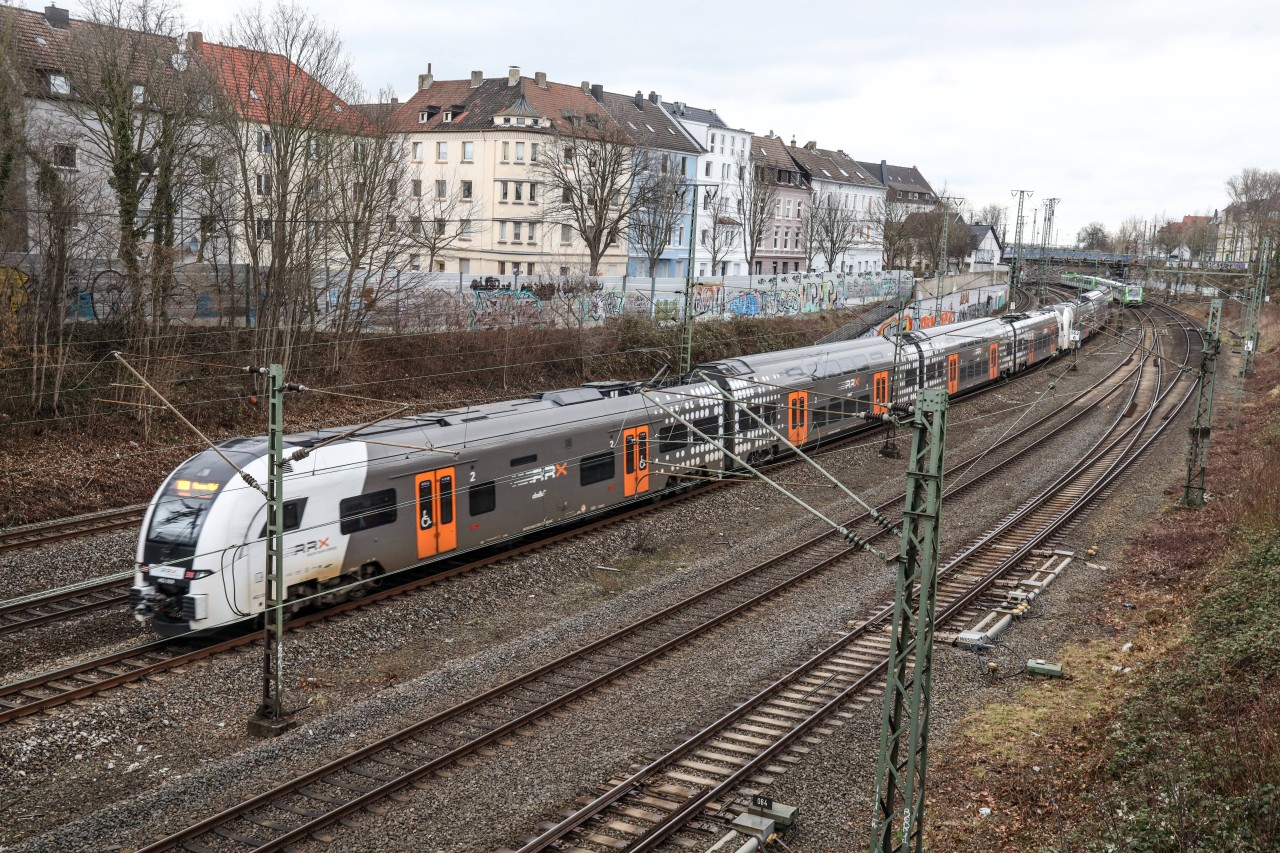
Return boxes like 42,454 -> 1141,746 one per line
1154,219 -> 1184,257
879,196 -> 913,270
321,91 -> 408,364
798,203 -> 820,272
975,202 -> 1007,242
535,115 -> 648,276
1225,168 -> 1280,261
402,168 -> 482,277
629,163 -> 685,313
63,0 -> 211,342
1077,222 -> 1110,251
0,1 -> 26,250
208,1 -> 361,372
698,187 -> 739,276
1184,216 -> 1215,261
1115,215 -> 1147,255
736,154 -> 779,277
907,205 -> 969,274
811,190 -> 855,272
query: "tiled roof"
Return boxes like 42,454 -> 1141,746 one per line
6,6 -> 176,91
388,75 -> 614,135
968,223 -> 1002,252
855,160 -> 936,197
752,134 -> 799,173
661,101 -> 727,129
786,144 -> 880,189
195,40 -> 364,130
602,91 -> 702,155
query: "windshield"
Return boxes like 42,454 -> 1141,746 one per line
146,445 -> 257,546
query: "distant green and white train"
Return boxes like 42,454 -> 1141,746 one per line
1060,273 -> 1143,307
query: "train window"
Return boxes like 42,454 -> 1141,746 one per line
690,416 -> 720,443
339,489 -> 397,534
658,423 -> 688,453
812,397 -> 832,428
737,404 -> 765,433
439,476 -> 454,525
510,454 -> 537,467
580,451 -> 615,486
418,480 -> 433,529
258,498 -> 308,538
469,481 -> 496,516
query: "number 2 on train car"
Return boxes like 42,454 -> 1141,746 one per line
786,390 -> 809,445
415,467 -> 457,559
621,426 -> 650,497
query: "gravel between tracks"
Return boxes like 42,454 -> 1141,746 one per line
0,333 -> 1139,851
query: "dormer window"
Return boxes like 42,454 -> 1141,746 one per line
248,88 -> 261,101
48,73 -> 70,95
443,111 -> 453,123
503,116 -> 511,125
419,110 -> 429,123
515,117 -> 525,125
132,85 -> 145,104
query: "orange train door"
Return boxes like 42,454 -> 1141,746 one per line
786,390 -> 809,445
872,370 -> 890,415
988,343 -> 999,380
622,426 -> 650,497
946,353 -> 959,394
414,467 -> 457,560
1028,335 -> 1035,365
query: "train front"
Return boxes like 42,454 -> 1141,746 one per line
130,442 -> 264,636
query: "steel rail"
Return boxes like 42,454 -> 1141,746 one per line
129,322 -> 1155,852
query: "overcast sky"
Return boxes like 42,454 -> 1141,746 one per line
55,0 -> 1280,243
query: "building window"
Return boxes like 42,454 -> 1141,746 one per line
409,254 -> 420,271
563,146 -> 573,163
462,141 -> 474,161
256,218 -> 272,240
131,84 -> 145,104
436,179 -> 447,200
410,216 -> 423,234
514,182 -> 523,202
435,259 -> 446,271
705,160 -> 712,177
527,262 -> 535,274
52,144 -> 77,169
527,222 -> 536,242
498,261 -> 506,274
419,110 -> 429,123
412,141 -> 422,160
257,130 -> 272,154
49,73 -> 69,95
561,224 -> 572,244
387,178 -> 397,199
461,180 -> 473,200
773,227 -> 779,249
512,222 -> 522,241
796,201 -> 803,219
516,141 -> 525,161
500,181 -> 509,202
386,215 -> 397,232
783,228 -> 790,249
412,179 -> 422,197
528,182 -> 537,203
353,183 -> 365,203
785,199 -> 792,218
502,141 -> 510,162
256,173 -> 272,196
498,221 -> 507,242
562,186 -> 571,203
443,111 -> 453,123
461,219 -> 472,236
435,217 -> 446,235
531,143 -> 539,163
436,141 -> 447,161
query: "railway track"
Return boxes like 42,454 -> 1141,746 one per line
124,311 -> 1178,853
0,575 -> 131,636
0,505 -> 147,555
504,304 -> 1198,853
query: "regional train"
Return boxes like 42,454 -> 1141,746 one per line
131,286 -> 1116,635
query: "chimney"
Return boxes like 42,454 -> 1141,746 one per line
648,91 -> 659,105
418,64 -> 433,91
789,135 -> 796,146
44,4 -> 70,28
590,83 -> 603,103
507,66 -> 520,87
390,97 -> 398,104
803,140 -> 817,149
634,90 -> 643,109
535,71 -> 547,89
470,70 -> 483,87
581,80 -> 590,94
186,31 -> 204,51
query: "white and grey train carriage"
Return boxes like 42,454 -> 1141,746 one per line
132,288 -> 1114,635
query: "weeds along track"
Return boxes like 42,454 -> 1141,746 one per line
125,311 -> 1181,853
504,304 -> 1199,853
0,331 -> 1107,721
